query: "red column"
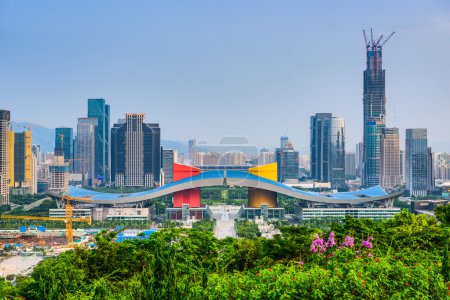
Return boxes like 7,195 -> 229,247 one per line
172,163 -> 201,208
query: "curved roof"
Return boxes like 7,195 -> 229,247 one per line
66,170 -> 402,205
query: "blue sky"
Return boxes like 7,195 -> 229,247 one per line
1,1 -> 449,153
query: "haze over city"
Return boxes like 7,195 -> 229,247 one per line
1,1 -> 449,152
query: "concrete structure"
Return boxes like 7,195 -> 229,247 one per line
310,113 -> 345,188
0,110 -> 10,204
298,207 -> 400,221
380,128 -> 401,192
405,129 -> 430,196
10,129 -> 34,193
88,98 -> 110,183
49,208 -> 91,219
362,30 -> 394,188
111,113 -> 161,187
54,127 -> 73,168
75,118 -> 97,186
48,154 -> 69,193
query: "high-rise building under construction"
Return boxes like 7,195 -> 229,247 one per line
362,29 -> 394,187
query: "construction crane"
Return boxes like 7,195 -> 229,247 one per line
363,28 -> 395,49
0,195 -> 92,246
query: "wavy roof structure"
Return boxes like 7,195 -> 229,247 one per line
66,171 -> 402,205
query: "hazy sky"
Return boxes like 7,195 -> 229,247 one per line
1,1 -> 449,153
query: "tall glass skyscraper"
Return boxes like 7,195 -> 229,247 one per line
111,114 -> 161,187
405,129 -> 429,196
88,99 -> 110,183
362,30 -> 394,187
276,140 -> 299,182
310,113 -> 345,188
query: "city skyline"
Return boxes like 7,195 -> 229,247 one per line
1,1 -> 450,153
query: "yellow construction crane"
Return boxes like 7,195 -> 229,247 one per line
0,195 -> 92,246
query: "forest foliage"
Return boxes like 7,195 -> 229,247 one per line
1,210 -> 450,299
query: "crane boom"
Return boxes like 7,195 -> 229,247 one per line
374,34 -> 384,47
381,31 -> 395,47
0,215 -> 91,223
363,30 -> 369,47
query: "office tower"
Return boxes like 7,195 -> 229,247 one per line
428,147 -> 435,193
310,113 -> 346,188
276,140 -> 299,182
399,150 -> 405,184
12,129 -> 33,191
345,152 -> 356,178
405,129 -> 429,196
280,136 -> 289,149
380,128 -> 401,192
310,113 -> 332,182
362,30 -> 394,188
88,98 -> 110,183
355,142 -> 364,178
0,110 -> 10,204
161,149 -> 176,185
76,118 -> 98,186
330,117 -> 345,188
54,127 -> 73,167
111,113 -> 161,187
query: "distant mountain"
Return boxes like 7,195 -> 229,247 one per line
161,140 -> 188,154
11,122 -> 55,153
10,122 -> 188,154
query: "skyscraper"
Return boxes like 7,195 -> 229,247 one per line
276,140 -> 299,182
405,129 -> 429,196
0,110 -> 10,204
161,149 -> 176,185
111,113 -> 161,187
362,29 -> 394,188
13,129 -> 32,190
356,142 -> 364,178
88,99 -> 110,183
310,113 -> 346,188
75,118 -> 98,186
345,152 -> 356,179
380,127 -> 401,192
54,127 -> 73,167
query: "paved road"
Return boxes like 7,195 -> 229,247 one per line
210,205 -> 240,239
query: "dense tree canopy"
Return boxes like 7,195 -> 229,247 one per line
1,210 -> 450,299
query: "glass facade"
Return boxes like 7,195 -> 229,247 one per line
276,148 -> 299,182
88,99 -> 110,183
162,149 -> 175,185
310,113 -> 331,182
330,117 -> 345,188
111,114 -> 161,187
405,129 -> 429,196
363,46 -> 386,187
310,114 -> 345,188
54,127 -> 73,166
